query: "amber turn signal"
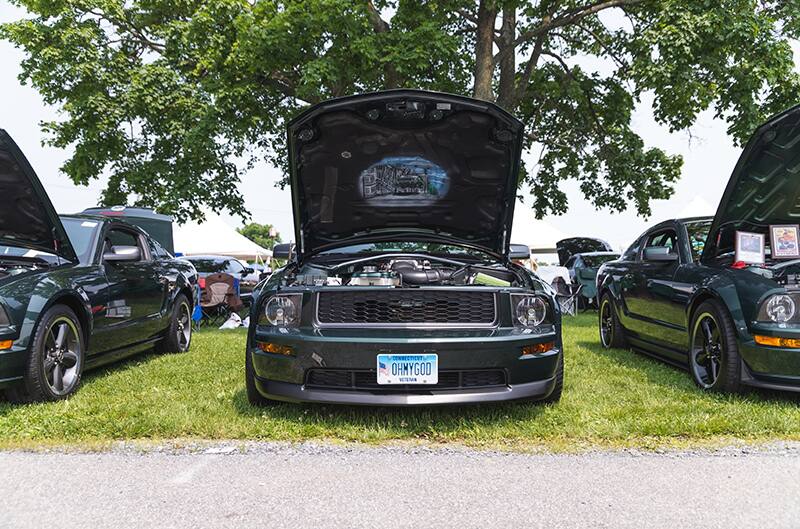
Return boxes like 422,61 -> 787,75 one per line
256,341 -> 295,356
522,341 -> 555,356
754,335 -> 800,348
0,340 -> 12,350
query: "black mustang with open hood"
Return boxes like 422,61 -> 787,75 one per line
596,103 -> 800,394
246,90 -> 563,407
0,129 -> 197,403
287,89 -> 524,262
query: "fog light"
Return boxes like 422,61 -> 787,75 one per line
754,335 -> 800,348
0,340 -> 12,350
522,341 -> 555,356
256,341 -> 295,356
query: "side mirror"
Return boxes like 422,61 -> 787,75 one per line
272,243 -> 294,260
509,243 -> 531,260
643,246 -> 678,262
103,245 -> 141,262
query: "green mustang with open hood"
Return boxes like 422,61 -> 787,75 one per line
245,90 -> 563,406
0,129 -> 197,402
597,103 -> 800,393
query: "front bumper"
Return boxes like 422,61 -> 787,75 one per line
249,326 -> 561,406
739,338 -> 800,392
254,376 -> 555,406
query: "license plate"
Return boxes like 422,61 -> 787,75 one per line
377,354 -> 438,385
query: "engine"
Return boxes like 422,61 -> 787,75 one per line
287,257 -> 521,288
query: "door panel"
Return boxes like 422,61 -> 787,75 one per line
89,227 -> 164,353
622,227 -> 690,358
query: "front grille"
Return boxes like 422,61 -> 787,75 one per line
316,289 -> 496,326
306,369 -> 507,391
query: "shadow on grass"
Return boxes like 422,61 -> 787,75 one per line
231,387 -> 553,434
582,340 -> 800,406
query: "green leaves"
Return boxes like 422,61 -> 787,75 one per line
3,0 -> 799,222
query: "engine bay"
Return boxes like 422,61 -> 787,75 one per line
0,259 -> 44,281
281,255 -> 525,288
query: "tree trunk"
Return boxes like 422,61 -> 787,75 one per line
497,4 -> 516,109
472,0 -> 497,101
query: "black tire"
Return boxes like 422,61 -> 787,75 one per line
599,293 -> 627,348
245,349 -> 274,406
539,351 -> 564,404
5,304 -> 85,403
689,300 -> 743,393
157,294 -> 192,353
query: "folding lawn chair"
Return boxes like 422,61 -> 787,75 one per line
199,273 -> 244,327
551,276 -> 583,316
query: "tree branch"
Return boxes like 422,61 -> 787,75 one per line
542,50 -> 609,138
493,0 -> 645,65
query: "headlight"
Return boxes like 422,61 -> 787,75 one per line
262,294 -> 302,327
762,294 -> 797,323
0,304 -> 9,326
513,295 -> 549,327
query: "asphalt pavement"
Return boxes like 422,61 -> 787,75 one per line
1,442 -> 799,529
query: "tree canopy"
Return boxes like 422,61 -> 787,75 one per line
237,222 -> 282,250
3,0 -> 799,221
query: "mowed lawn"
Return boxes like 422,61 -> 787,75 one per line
2,313 -> 800,451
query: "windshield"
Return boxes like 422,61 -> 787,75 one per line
319,242 -> 492,260
186,258 -> 242,274
60,217 -> 100,263
582,254 -> 619,267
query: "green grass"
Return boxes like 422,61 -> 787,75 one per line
1,314 -> 800,451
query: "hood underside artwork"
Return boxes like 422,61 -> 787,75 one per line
287,90 -> 525,261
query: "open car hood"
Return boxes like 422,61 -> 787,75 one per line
287,90 -> 525,262
0,129 -> 77,262
703,104 -> 800,261
556,237 -> 613,266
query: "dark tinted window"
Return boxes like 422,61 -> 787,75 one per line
645,230 -> 677,251
103,227 -> 145,262
685,221 -> 711,262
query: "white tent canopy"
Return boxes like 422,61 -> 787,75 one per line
510,201 -> 569,254
173,211 -> 272,262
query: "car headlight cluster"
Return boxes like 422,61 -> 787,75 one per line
758,293 -> 800,323
511,294 -> 550,327
260,294 -> 302,328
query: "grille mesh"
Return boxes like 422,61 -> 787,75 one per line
316,290 -> 496,325
306,369 -> 506,391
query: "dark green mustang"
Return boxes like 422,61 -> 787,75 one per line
0,129 -> 197,402
597,103 -> 800,393
245,90 -> 563,406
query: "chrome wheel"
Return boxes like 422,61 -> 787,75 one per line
177,302 -> 191,351
43,317 -> 81,396
599,299 -> 614,347
691,312 -> 722,389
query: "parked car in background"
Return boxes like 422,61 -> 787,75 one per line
556,237 -> 613,267
82,206 -> 175,254
596,103 -> 800,393
563,251 -> 620,308
246,90 -> 563,406
184,255 -> 255,302
238,261 -> 272,287
0,129 -> 196,402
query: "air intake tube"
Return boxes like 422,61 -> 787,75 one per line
391,261 -> 454,285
